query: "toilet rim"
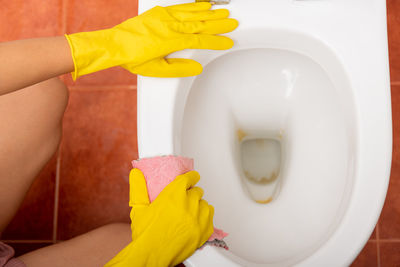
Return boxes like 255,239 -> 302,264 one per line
137,1 -> 391,265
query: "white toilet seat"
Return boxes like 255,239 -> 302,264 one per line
137,0 -> 392,266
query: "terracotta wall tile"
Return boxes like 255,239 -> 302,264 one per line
380,241 -> 400,267
57,89 -> 137,240
380,166 -> 400,239
380,85 -> 400,239
66,0 -> 137,33
1,154 -> 57,240
0,0 -> 62,41
351,241 -> 378,267
388,0 -> 400,82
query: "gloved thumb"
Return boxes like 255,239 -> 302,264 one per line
129,168 -> 150,207
122,58 -> 203,77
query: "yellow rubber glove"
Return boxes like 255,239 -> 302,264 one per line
65,2 -> 238,80
105,169 -> 214,267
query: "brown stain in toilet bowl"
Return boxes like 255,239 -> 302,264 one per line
256,197 -> 273,204
244,171 -> 279,184
237,129 -> 247,142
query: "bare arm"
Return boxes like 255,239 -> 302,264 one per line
0,36 -> 74,96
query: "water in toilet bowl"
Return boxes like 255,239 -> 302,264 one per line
239,133 -> 282,204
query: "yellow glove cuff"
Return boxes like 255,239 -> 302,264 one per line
64,34 -> 79,81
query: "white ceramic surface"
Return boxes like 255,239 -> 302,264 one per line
137,0 -> 392,266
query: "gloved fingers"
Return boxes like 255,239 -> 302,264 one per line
167,2 -> 212,12
162,58 -> 203,76
169,8 -> 229,22
204,205 -> 215,243
171,18 -> 238,34
187,186 -> 204,201
186,187 -> 204,215
199,200 -> 214,221
159,170 -> 200,199
125,58 -> 203,77
198,200 -> 215,245
129,168 -> 150,207
188,34 -> 234,50
175,170 -> 201,190
130,209 -> 142,240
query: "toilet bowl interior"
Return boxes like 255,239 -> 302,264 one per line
180,48 -> 357,265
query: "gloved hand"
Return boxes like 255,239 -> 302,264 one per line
65,2 -> 238,80
104,169 -> 214,267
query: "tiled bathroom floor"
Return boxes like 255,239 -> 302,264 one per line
1,0 -> 400,265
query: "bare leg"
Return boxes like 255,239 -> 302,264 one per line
18,223 -> 131,267
0,78 -> 68,233
0,79 -> 132,266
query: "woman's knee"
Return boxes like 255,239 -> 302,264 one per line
34,77 -> 69,124
0,77 -> 70,175
28,77 -> 69,155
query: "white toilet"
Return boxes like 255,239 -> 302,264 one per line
137,0 -> 392,266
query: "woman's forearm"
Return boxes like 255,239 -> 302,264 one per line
0,36 -> 74,96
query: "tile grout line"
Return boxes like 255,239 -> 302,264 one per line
376,221 -> 381,267
379,239 -> 400,242
52,149 -> 61,243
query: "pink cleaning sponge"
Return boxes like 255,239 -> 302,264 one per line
132,155 -> 228,248
132,155 -> 194,202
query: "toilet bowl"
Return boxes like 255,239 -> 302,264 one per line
137,0 -> 392,266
